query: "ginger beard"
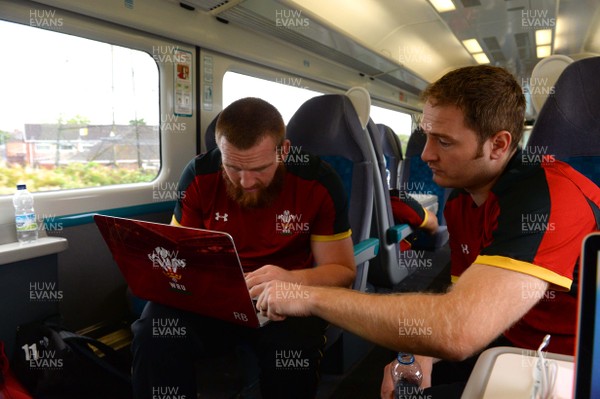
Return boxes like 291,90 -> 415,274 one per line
223,163 -> 286,208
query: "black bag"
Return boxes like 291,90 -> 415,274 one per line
12,322 -> 132,398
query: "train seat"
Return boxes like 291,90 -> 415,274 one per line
362,115 -> 413,288
286,93 -> 379,293
365,118 -> 450,289
350,89 -> 449,291
286,92 -> 380,373
398,127 -> 451,250
377,123 -> 404,190
525,56 -> 600,187
400,128 -> 451,225
373,127 -> 452,292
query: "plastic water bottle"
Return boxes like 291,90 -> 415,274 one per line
13,184 -> 38,243
391,352 -> 423,399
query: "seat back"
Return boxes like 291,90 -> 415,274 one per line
525,56 -> 600,186
377,123 -> 404,190
365,118 -> 413,286
286,93 -> 376,290
286,93 -> 378,373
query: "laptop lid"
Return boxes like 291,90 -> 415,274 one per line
94,214 -> 268,328
574,232 -> 600,398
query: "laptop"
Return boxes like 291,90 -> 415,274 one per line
574,232 -> 600,398
94,214 -> 269,328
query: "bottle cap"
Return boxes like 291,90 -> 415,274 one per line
397,352 -> 415,365
17,184 -> 26,190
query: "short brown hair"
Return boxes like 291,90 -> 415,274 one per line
421,65 -> 525,150
215,97 -> 285,150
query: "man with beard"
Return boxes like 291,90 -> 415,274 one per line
130,97 -> 356,399
255,65 -> 600,398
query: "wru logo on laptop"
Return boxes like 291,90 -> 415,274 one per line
148,246 -> 187,282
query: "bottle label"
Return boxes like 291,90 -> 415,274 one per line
16,213 -> 38,232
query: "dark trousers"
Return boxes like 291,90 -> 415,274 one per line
131,302 -> 327,399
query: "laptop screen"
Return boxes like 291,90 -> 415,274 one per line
574,232 -> 600,398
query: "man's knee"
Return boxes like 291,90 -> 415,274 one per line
131,302 -> 194,356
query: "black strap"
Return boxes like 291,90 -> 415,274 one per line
567,196 -> 600,299
58,332 -> 131,384
586,197 -> 600,230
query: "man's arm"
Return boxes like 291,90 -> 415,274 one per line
257,263 -> 549,361
420,209 -> 439,234
247,236 -> 356,297
297,236 -> 356,287
390,192 -> 439,234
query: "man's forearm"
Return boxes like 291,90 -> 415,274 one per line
263,264 -> 550,361
306,286 -> 465,360
292,263 -> 356,288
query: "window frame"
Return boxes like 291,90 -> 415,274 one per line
201,49 -> 417,154
0,2 -> 196,227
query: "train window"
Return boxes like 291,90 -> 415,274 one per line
223,72 -> 411,151
370,106 -> 413,152
222,71 -> 412,154
223,71 -> 322,123
0,20 -> 159,195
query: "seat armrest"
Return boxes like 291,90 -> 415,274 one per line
386,224 -> 413,244
353,238 -> 379,265
353,238 -> 379,292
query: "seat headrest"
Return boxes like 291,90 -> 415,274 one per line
377,123 -> 403,162
528,56 -> 600,159
286,94 -> 369,163
530,55 -> 573,113
405,128 -> 426,157
345,87 -> 371,129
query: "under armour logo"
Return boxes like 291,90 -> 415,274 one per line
215,212 -> 228,222
461,244 -> 470,254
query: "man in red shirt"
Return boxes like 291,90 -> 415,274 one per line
256,65 -> 600,397
389,190 -> 438,235
131,97 -> 355,399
